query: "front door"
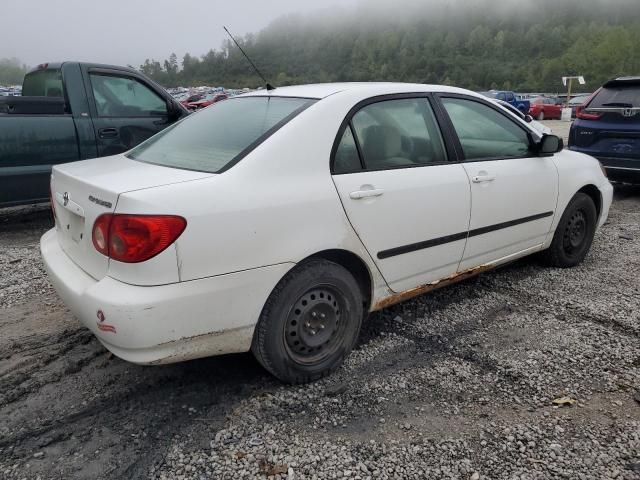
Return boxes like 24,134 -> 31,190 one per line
86,71 -> 171,157
331,96 -> 471,293
438,95 -> 558,271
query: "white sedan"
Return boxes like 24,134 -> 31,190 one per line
41,83 -> 613,383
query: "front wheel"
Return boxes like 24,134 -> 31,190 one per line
252,259 -> 364,383
541,193 -> 597,268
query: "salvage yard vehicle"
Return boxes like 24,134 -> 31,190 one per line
528,96 -> 562,120
569,76 -> 640,183
185,92 -> 228,110
41,83 -> 613,383
480,90 -> 530,114
0,62 -> 188,207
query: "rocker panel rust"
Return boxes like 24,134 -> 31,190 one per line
372,264 -> 494,311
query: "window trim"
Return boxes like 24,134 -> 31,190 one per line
330,93 -> 455,175
87,69 -> 169,119
433,93 -> 539,163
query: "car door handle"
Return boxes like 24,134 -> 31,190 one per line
472,174 -> 496,183
349,188 -> 384,199
98,128 -> 119,139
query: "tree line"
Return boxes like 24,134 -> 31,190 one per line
0,58 -> 28,85
139,0 -> 640,93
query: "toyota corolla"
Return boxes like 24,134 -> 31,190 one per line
41,83 -> 613,383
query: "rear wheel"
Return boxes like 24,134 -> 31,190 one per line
252,259 -> 364,383
541,193 -> 597,268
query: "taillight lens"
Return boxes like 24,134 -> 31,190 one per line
92,214 -> 186,263
576,105 -> 602,120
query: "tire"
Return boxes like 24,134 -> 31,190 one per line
541,193 -> 597,268
537,111 -> 545,121
251,259 -> 364,384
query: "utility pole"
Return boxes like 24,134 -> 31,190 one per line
562,76 -> 586,105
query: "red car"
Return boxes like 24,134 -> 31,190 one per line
528,97 -> 562,120
185,93 -> 228,111
179,94 -> 203,108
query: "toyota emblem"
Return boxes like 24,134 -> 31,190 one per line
63,192 -> 69,206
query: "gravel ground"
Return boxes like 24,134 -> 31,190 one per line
0,185 -> 638,480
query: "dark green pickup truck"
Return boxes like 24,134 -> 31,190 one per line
0,62 -> 188,207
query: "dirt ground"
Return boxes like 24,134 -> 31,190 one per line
0,181 -> 638,480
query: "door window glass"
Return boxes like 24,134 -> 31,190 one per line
333,126 -> 362,174
90,74 -> 167,117
350,98 -> 446,170
442,97 -> 531,160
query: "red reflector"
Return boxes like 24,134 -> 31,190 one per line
92,214 -> 186,263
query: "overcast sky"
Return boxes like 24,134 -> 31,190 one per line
1,0 -> 359,68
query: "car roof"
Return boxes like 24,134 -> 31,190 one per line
238,82 -> 478,100
603,76 -> 640,88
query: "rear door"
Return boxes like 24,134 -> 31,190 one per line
84,69 -> 172,156
436,94 -> 558,270
331,95 -> 471,293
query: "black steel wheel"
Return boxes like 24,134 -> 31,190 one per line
252,259 -> 364,384
541,192 -> 597,268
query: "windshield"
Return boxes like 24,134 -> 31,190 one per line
591,86 -> 640,108
128,96 -> 316,173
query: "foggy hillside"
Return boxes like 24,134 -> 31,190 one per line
140,0 -> 640,91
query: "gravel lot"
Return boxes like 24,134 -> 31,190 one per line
0,179 -> 638,480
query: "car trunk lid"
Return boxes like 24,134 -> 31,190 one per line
51,154 -> 212,280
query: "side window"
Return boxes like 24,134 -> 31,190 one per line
349,98 -> 447,170
89,74 -> 167,117
442,97 -> 532,160
333,126 -> 362,174
505,92 -> 515,102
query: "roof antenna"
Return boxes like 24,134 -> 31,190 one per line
223,26 -> 275,91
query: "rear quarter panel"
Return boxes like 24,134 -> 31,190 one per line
115,94 -> 391,302
0,115 -> 80,206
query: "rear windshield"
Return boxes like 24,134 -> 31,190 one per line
128,96 -> 316,173
591,86 -> 640,108
22,69 -> 64,97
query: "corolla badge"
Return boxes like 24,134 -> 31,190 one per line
63,192 -> 69,206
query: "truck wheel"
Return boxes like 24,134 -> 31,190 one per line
252,259 -> 363,384
541,193 -> 597,268
537,111 -> 545,120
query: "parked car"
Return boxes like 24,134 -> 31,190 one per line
528,96 -> 563,120
185,92 -> 228,110
494,99 -> 552,135
0,62 -> 188,207
480,90 -> 530,114
42,83 -> 612,383
569,77 -> 640,183
179,93 -> 203,107
568,94 -> 591,118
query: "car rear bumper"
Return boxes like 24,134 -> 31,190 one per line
596,156 -> 640,183
40,228 -> 293,365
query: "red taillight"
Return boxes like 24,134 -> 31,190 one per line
92,214 -> 186,263
576,105 -> 602,120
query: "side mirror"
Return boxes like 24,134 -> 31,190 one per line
524,114 -> 533,123
539,134 -> 563,155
